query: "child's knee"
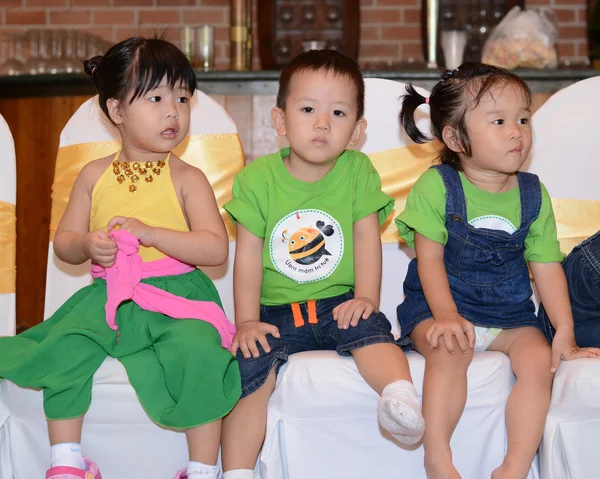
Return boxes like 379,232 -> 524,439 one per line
426,342 -> 474,368
336,311 -> 395,353
510,336 -> 553,381
238,349 -> 285,399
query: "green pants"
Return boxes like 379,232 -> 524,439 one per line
0,270 -> 241,429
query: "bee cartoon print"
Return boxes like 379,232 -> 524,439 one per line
282,220 -> 335,265
270,209 -> 344,284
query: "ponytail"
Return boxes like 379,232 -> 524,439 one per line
83,56 -> 102,77
399,84 -> 430,144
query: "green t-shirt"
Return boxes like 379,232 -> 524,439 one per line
396,168 -> 564,263
225,148 -> 395,306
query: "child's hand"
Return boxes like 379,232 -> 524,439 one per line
550,329 -> 600,373
426,314 -> 475,354
84,230 -> 118,267
230,321 -> 281,359
333,297 -> 378,330
108,216 -> 155,247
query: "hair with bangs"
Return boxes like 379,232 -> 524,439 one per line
276,49 -> 365,120
399,62 -> 532,170
84,34 -> 196,124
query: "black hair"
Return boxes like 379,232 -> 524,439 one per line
399,62 -> 532,170
84,35 -> 197,124
276,49 -> 365,120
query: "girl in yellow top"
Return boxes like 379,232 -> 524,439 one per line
0,37 -> 240,479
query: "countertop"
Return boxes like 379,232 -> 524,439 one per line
0,67 -> 597,98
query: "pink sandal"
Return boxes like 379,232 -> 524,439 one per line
173,468 -> 187,479
46,457 -> 102,479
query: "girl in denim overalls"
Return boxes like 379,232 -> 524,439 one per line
396,63 -> 600,479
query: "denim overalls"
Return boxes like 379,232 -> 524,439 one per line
397,164 -> 547,347
539,229 -> 600,347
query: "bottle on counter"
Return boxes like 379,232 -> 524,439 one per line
230,0 -> 252,71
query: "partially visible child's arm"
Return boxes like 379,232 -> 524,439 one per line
233,224 -> 263,327
54,161 -> 117,267
530,261 -> 600,371
354,213 -> 382,307
530,262 -> 573,332
229,224 -> 280,358
415,233 -> 456,317
109,165 -> 228,267
414,232 -> 475,353
333,213 -> 381,328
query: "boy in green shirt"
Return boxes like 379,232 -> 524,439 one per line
220,50 -> 425,479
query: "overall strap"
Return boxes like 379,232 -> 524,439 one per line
432,164 -> 467,220
516,171 -> 542,229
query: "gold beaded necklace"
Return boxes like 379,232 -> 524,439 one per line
112,151 -> 170,193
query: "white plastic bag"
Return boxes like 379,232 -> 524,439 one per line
482,6 -> 558,69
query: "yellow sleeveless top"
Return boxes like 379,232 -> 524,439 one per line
90,150 -> 189,262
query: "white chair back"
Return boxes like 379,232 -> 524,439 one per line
44,91 -> 242,320
0,114 -> 16,336
356,78 -> 433,335
526,76 -> 600,200
358,79 -> 432,153
526,76 -> 600,257
527,76 -> 600,479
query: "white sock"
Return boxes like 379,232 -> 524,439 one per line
50,442 -> 85,469
377,380 -> 425,445
187,460 -> 220,479
223,469 -> 255,479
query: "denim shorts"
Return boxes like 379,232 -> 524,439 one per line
237,291 -> 396,398
539,230 -> 600,347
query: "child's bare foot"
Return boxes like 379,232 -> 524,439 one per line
491,462 -> 529,479
424,455 -> 462,479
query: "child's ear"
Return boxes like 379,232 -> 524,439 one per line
442,125 -> 463,153
107,98 -> 124,126
271,107 -> 287,137
348,118 -> 367,146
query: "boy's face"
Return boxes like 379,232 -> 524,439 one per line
272,68 -> 366,168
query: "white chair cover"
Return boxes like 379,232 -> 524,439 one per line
0,91 -> 244,479
0,113 -> 16,479
527,76 -> 600,479
261,78 -> 539,478
0,114 -> 16,337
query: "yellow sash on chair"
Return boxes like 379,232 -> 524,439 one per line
551,198 -> 600,256
0,200 -> 16,294
369,142 -> 443,243
50,133 -> 245,241
368,142 -> 600,253
51,138 -> 599,254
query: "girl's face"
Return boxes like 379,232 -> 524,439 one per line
109,77 -> 191,155
458,82 -> 532,178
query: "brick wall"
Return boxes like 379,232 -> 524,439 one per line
527,0 -> 589,62
0,0 -> 591,70
360,0 -> 590,65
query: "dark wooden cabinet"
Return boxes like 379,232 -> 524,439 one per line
0,95 -> 89,332
257,0 -> 359,69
